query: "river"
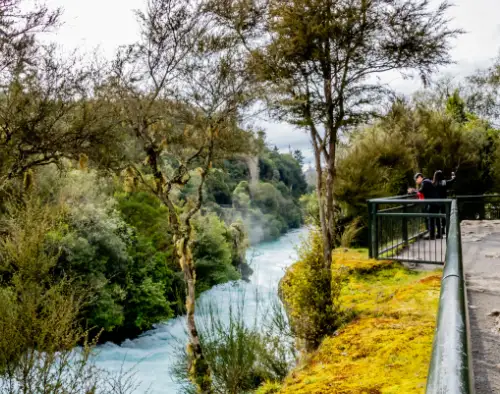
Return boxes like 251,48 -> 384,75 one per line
93,227 -> 308,393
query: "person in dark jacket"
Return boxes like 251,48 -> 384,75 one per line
433,170 -> 456,235
409,173 -> 438,199
433,170 -> 456,199
408,173 -> 440,239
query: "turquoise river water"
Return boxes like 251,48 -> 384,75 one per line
93,227 -> 308,393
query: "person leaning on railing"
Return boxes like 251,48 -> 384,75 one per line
433,170 -> 456,235
408,173 -> 441,240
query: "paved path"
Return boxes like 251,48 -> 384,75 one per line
462,220 -> 500,394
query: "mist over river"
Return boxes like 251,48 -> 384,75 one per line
93,227 -> 308,393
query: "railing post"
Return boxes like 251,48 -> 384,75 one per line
402,204 -> 408,246
368,201 -> 373,258
445,201 -> 451,235
371,202 -> 379,259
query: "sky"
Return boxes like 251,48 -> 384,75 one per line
44,0 -> 500,167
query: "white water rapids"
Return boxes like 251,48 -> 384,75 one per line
93,228 -> 308,393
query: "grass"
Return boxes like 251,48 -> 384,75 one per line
261,249 -> 442,394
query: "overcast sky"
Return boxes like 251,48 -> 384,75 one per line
44,0 -> 500,167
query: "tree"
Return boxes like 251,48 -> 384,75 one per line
208,0 -> 461,268
0,48 -> 119,191
107,0 -> 256,390
446,89 -> 467,123
293,149 -> 305,166
467,52 -> 500,126
0,1 -> 62,188
0,0 -> 120,191
0,0 -> 61,82
0,199 -> 101,393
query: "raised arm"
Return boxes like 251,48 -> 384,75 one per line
446,173 -> 456,187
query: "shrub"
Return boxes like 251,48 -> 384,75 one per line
256,382 -> 282,394
299,192 -> 320,226
280,229 -> 346,351
192,213 -> 240,293
173,293 -> 296,394
85,280 -> 126,332
128,277 -> 173,330
0,199 -> 102,392
204,169 -> 233,205
339,217 -> 363,249
16,170 -> 180,340
224,221 -> 250,274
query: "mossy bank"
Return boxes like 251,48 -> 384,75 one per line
268,235 -> 441,394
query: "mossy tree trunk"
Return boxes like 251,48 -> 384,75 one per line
176,234 -> 211,392
139,134 -> 215,393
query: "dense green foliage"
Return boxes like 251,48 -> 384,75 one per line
0,144 -> 303,340
280,230 -> 346,350
330,92 -> 500,245
0,199 -> 109,392
0,139 -> 307,343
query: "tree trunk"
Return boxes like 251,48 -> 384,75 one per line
312,138 -> 333,268
145,142 -> 212,393
176,234 -> 212,393
323,138 -> 337,270
322,0 -> 336,270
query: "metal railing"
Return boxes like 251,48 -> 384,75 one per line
425,199 -> 474,394
368,196 -> 452,264
367,195 -> 493,392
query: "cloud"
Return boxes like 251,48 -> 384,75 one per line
43,0 -> 141,57
261,0 -> 500,159
47,0 -> 500,163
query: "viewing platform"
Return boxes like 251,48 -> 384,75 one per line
368,195 -> 500,394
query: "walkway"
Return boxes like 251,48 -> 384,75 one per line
462,220 -> 500,394
398,221 -> 500,391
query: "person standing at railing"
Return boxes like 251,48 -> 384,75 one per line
433,170 -> 456,235
408,173 -> 441,240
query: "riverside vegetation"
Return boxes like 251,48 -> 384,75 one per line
1,141 -> 306,341
3,0 -> 500,392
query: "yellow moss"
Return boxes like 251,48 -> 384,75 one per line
255,381 -> 282,394
277,249 -> 442,394
333,248 -> 395,273
281,317 -> 435,393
